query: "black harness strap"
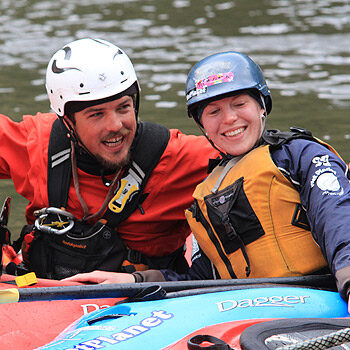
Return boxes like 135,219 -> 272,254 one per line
47,119 -> 72,208
47,120 -> 170,224
262,127 -> 314,149
102,121 -> 170,227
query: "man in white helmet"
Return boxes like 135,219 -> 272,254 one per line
0,38 -> 218,280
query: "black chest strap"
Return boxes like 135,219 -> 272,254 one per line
47,119 -> 170,224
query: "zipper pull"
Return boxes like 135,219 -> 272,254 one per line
138,204 -> 145,215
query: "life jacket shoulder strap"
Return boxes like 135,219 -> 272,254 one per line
262,127 -> 314,148
263,126 -> 346,172
47,119 -> 72,208
130,121 -> 170,178
103,121 -> 170,226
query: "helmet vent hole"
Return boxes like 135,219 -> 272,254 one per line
80,83 -> 84,88
121,71 -> 124,75
60,95 -> 63,99
58,108 -> 61,112
50,89 -> 53,93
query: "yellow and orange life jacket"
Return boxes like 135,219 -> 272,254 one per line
185,130 -> 339,279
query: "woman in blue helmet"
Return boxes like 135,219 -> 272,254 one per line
64,52 -> 350,307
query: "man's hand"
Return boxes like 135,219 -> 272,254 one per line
61,270 -> 135,284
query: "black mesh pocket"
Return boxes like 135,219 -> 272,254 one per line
28,222 -> 127,279
204,177 -> 265,254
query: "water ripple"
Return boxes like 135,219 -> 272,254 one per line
0,0 -> 349,110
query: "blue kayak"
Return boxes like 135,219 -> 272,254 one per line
38,285 -> 348,350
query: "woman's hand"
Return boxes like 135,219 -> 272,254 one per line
61,270 -> 135,284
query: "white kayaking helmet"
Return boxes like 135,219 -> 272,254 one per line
46,38 -> 139,117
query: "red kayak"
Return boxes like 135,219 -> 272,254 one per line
0,274 -> 123,349
0,232 -> 194,349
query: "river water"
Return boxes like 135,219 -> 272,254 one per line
1,0 -> 350,233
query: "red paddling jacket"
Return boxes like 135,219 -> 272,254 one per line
0,112 -> 217,271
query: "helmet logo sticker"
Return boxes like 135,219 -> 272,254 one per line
51,60 -> 81,74
99,73 -> 106,81
186,72 -> 233,101
196,71 -> 234,92
51,47 -> 80,74
62,46 -> 72,59
186,89 -> 197,101
113,49 -> 124,59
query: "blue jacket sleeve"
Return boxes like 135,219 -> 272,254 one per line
161,236 -> 216,281
271,139 -> 350,280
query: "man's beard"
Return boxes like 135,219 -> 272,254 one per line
95,150 -> 131,172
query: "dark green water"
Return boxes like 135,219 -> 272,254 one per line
0,0 -> 349,235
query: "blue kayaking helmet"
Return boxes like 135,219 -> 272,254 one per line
185,51 -> 272,125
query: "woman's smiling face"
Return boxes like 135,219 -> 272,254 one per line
201,93 -> 264,156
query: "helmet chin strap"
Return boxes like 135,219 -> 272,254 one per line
259,113 -> 267,138
58,116 -> 122,219
195,120 -> 226,158
258,94 -> 267,139
59,117 -> 78,145
59,116 -> 117,184
59,117 -> 96,158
